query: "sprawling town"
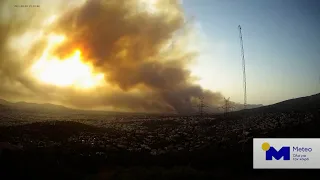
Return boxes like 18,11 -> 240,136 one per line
0,106 -> 315,156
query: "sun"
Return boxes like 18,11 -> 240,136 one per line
31,34 -> 105,89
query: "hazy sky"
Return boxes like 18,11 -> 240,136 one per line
183,0 -> 320,105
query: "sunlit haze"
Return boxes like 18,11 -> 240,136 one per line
31,34 -> 105,89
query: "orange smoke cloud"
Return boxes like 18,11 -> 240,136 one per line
0,0 -> 223,114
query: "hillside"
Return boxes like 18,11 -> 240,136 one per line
240,93 -> 320,114
0,99 -> 165,116
0,99 -> 10,106
14,101 -> 71,111
1,94 -> 320,179
0,99 -> 73,112
233,103 -> 263,111
0,98 -> 263,115
1,93 -> 319,115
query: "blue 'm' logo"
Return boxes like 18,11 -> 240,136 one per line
262,142 -> 290,160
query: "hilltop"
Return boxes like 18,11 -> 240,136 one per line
0,99 -> 72,112
240,93 -> 320,114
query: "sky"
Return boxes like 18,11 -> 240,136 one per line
0,0 -> 319,113
182,0 -> 320,105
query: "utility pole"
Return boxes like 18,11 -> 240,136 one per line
220,97 -> 235,116
238,25 -> 247,110
197,96 -> 208,117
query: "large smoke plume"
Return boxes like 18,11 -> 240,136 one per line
0,0 -> 224,114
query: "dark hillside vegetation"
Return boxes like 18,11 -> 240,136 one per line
0,93 -> 320,179
1,117 -> 319,179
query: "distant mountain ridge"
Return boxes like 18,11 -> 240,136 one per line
0,98 -> 263,114
0,99 -> 10,106
0,99 -> 161,115
0,99 -> 72,112
0,93 -> 319,114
